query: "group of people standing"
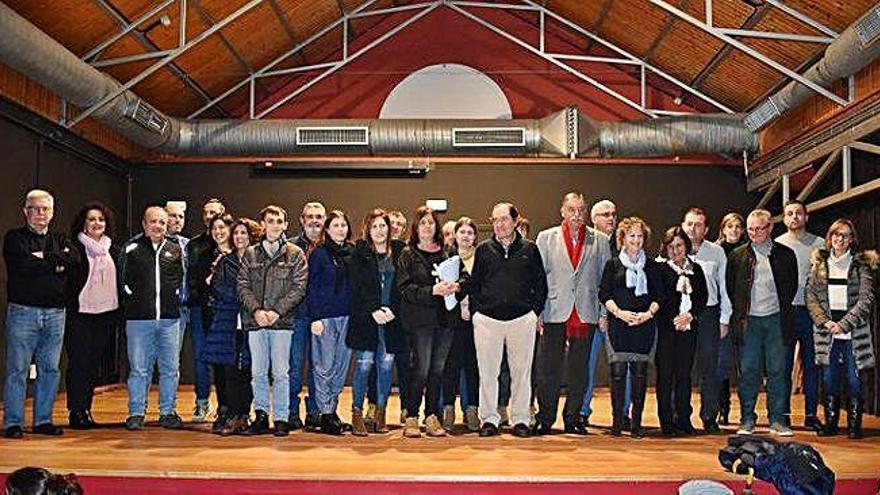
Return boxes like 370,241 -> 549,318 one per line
2,188 -> 876,442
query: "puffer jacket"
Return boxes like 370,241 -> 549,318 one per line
203,251 -> 250,368
806,248 -> 877,371
237,240 -> 308,330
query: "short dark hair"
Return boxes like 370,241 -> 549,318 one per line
683,206 -> 707,223
259,205 -> 288,222
409,206 -> 443,247
494,202 -> 519,221
209,213 -> 236,250
362,208 -> 392,255
454,216 -> 479,248
783,199 -> 807,211
660,226 -> 692,258
5,467 -> 83,495
70,201 -> 115,240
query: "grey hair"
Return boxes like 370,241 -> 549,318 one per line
24,189 -> 54,207
590,199 -> 616,219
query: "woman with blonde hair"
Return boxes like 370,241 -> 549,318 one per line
599,216 -> 662,438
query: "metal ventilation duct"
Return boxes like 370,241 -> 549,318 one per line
0,2 -> 757,159
745,4 -> 880,132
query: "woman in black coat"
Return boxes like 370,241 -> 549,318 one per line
398,206 -> 458,438
599,216 -> 662,439
347,208 -> 407,435
65,202 -> 122,429
655,226 -> 708,436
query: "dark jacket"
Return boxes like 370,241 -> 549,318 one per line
119,235 -> 184,320
806,248 -> 877,371
3,227 -> 79,308
397,245 -> 449,332
726,241 -> 798,346
237,239 -> 308,331
346,239 -> 407,354
657,259 -> 709,334
292,233 -> 320,319
599,256 -> 662,360
67,236 -> 122,315
203,251 -> 250,368
186,231 -> 216,307
305,241 -> 353,321
466,232 -> 548,321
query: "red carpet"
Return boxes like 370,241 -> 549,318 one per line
2,475 -> 878,494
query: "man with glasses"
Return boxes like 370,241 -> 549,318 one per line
727,209 -> 798,436
581,199 -> 623,427
3,190 -> 78,438
681,207 -> 732,434
467,202 -> 547,438
775,200 -> 824,431
289,202 -> 325,431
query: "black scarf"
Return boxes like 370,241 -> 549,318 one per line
324,240 -> 353,293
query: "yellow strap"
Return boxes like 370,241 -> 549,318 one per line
731,459 -> 755,487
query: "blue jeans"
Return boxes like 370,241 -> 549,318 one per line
739,313 -> 789,425
289,315 -> 317,417
784,306 -> 820,417
825,339 -> 861,399
352,326 -> 395,409
249,329 -> 292,421
188,306 -> 211,405
126,319 -> 181,416
3,304 -> 65,428
581,330 -> 631,418
311,316 -> 353,414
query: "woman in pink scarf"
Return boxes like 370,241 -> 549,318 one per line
66,202 -> 121,429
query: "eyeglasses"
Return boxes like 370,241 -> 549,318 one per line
25,206 -> 52,213
747,225 -> 770,233
595,211 -> 616,218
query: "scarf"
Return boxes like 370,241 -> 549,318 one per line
562,222 -> 590,338
325,240 -> 353,293
667,258 -> 694,324
619,249 -> 648,297
77,232 -> 118,314
458,248 -> 475,274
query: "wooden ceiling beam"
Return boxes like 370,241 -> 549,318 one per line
642,0 -> 691,63
91,0 -> 230,117
688,3 -> 769,98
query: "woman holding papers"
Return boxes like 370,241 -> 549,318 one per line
398,206 -> 459,438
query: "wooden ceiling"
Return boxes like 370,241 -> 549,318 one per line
5,0 -> 877,120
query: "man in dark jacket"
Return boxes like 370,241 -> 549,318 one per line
121,206 -> 184,431
184,198 -> 224,422
468,202 -> 548,438
288,201 -> 324,430
3,189 -> 79,439
726,208 -> 798,437
238,205 -> 308,437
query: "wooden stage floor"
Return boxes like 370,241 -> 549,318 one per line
1,386 -> 879,484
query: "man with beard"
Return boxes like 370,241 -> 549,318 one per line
289,201 -> 325,430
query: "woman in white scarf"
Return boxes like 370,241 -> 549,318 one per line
599,216 -> 662,439
655,227 -> 708,437
65,202 -> 121,430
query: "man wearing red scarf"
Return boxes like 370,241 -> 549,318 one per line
533,192 -> 612,435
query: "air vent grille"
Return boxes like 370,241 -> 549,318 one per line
452,127 -> 526,147
128,99 -> 168,135
296,127 -> 369,146
743,99 -> 781,133
855,7 -> 880,46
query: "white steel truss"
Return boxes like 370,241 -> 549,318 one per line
650,0 -> 848,106
67,0 -> 265,128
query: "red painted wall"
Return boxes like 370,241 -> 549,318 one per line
242,7 -> 699,121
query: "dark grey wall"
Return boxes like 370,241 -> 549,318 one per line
0,112 -> 129,401
133,162 -> 757,388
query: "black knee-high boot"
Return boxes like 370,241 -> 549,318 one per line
818,394 -> 840,437
847,397 -> 863,440
610,362 -> 628,437
630,362 -> 648,439
718,379 -> 731,425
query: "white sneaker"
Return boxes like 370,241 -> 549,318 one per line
736,420 -> 756,435
769,422 -> 794,437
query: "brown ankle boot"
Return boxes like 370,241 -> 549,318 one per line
403,417 -> 422,438
351,408 -> 369,436
373,407 -> 388,433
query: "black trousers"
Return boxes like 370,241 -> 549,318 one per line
655,328 -> 697,427
535,323 -> 591,425
212,364 -> 252,417
406,325 -> 454,419
442,322 -> 479,408
64,311 -> 119,412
